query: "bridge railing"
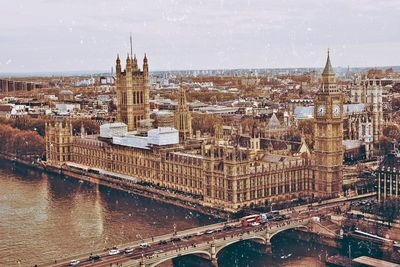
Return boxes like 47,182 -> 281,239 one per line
41,220 -> 236,267
118,220 -> 238,249
136,242 -> 212,267
123,219 -> 312,267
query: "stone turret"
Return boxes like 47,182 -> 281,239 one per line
250,123 -> 260,152
174,81 -> 192,142
45,120 -> 73,163
115,42 -> 150,131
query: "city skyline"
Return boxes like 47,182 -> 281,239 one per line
1,0 -> 400,73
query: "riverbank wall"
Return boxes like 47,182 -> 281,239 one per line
0,154 -> 229,219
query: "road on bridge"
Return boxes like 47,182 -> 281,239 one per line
49,194 -> 374,267
52,219 -> 319,266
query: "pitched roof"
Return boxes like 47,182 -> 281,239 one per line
322,51 -> 335,76
267,113 -> 282,129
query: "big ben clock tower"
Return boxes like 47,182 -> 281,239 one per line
314,51 -> 344,198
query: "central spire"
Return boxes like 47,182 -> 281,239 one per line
322,49 -> 334,76
130,33 -> 133,58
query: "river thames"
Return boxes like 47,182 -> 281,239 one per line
0,160 -> 338,266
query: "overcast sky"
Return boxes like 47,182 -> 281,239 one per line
1,0 -> 399,73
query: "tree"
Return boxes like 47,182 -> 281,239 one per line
377,198 -> 400,228
108,99 -> 117,113
72,118 -> 100,135
12,131 -> 45,159
298,119 -> 315,149
0,125 -> 45,159
379,136 -> 394,154
392,97 -> 400,111
298,119 -> 314,135
191,113 -> 222,135
0,125 -> 19,153
382,124 -> 400,141
10,116 -> 46,136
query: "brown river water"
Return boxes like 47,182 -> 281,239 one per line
0,160 -> 339,267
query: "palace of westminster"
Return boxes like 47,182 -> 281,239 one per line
45,50 -> 388,212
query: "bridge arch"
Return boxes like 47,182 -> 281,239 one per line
269,225 -> 309,241
149,250 -> 212,267
215,235 -> 267,256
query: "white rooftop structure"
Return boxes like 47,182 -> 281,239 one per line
343,139 -> 363,150
100,122 -> 128,138
293,106 -> 314,120
198,105 -> 238,114
148,127 -> 179,146
112,127 -> 179,149
345,104 -> 366,115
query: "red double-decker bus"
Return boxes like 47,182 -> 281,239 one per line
241,214 -> 260,226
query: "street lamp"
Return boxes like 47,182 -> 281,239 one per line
136,233 -> 144,243
271,202 -> 275,212
104,236 -> 109,250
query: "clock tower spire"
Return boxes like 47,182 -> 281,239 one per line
314,51 -> 344,198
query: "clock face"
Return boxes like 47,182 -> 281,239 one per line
317,105 -> 326,117
332,104 -> 341,117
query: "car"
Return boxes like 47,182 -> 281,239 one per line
69,260 -> 80,266
124,247 -> 134,254
196,232 -> 204,236
250,222 -> 260,226
89,255 -> 101,261
273,216 -> 285,221
158,240 -> 167,245
171,237 -> 182,242
108,249 -> 120,255
205,230 -> 214,234
223,225 -> 232,231
140,242 -> 150,248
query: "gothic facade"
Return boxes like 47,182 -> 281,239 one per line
174,83 -> 192,142
115,54 -> 150,131
45,121 -> 316,211
313,52 -> 344,198
343,77 -> 392,157
45,53 -> 344,211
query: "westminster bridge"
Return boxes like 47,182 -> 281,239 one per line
48,214 -> 340,267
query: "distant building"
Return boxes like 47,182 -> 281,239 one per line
376,150 -> 400,202
0,104 -> 14,118
151,110 -> 174,128
59,89 -> 74,102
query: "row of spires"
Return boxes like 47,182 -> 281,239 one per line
116,53 -> 148,74
116,33 -> 148,74
115,54 -> 147,66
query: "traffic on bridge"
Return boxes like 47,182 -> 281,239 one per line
52,216 -> 308,267
45,194 -> 366,267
